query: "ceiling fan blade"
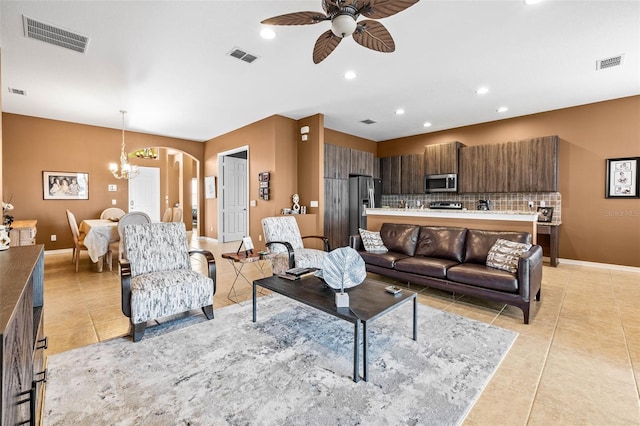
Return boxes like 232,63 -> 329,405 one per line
353,20 -> 395,53
360,0 -> 420,20
261,11 -> 329,26
313,30 -> 342,64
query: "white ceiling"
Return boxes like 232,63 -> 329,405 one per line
1,1 -> 639,142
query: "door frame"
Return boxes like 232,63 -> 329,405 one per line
217,145 -> 250,242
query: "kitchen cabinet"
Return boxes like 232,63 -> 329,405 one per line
350,150 -> 374,176
323,178 -> 349,248
324,143 -> 350,179
424,141 -> 463,175
381,156 -> 402,194
460,135 -> 558,193
401,153 -> 425,194
1,245 -> 46,426
507,136 -> 558,192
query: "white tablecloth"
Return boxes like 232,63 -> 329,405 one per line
79,219 -> 119,263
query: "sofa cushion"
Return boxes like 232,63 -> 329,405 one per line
394,256 -> 459,279
358,250 -> 410,269
415,226 -> 467,263
446,263 -> 519,293
380,223 -> 420,256
359,228 -> 388,253
486,239 -> 532,273
464,229 -> 531,265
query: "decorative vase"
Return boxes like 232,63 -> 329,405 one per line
0,226 -> 10,251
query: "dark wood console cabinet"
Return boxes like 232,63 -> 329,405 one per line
1,245 -> 46,425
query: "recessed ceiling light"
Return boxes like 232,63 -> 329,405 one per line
344,70 -> 356,80
497,106 -> 509,113
395,109 -> 405,115
476,87 -> 489,95
423,122 -> 432,128
260,28 -> 275,39
524,0 -> 543,4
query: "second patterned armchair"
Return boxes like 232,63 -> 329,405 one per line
261,216 -> 330,275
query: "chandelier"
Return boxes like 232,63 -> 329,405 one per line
109,110 -> 139,179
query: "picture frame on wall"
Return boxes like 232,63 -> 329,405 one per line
606,157 -> 639,198
43,171 -> 89,200
205,176 -> 216,199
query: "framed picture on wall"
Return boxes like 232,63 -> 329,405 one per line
205,176 -> 216,199
606,157 -> 639,198
43,171 -> 89,200
537,207 -> 554,223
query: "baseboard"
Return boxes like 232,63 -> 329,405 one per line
551,257 -> 640,274
44,248 -> 73,256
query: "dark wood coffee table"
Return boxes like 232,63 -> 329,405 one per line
252,275 -> 417,382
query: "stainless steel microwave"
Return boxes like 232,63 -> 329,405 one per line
425,173 -> 458,193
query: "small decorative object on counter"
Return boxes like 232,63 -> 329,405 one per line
292,193 -> 300,213
0,226 -> 10,251
300,206 -> 307,214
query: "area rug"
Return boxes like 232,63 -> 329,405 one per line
43,295 -> 517,425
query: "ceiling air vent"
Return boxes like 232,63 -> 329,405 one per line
8,87 -> 27,96
228,47 -> 258,64
596,55 -> 624,70
361,119 -> 377,125
22,15 -> 89,53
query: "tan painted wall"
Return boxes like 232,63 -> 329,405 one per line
378,96 -> 640,268
203,115 -> 299,249
2,113 -> 203,250
324,128 -> 377,154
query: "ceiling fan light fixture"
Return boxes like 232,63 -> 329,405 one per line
331,14 -> 357,38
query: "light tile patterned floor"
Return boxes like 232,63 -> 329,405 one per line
42,235 -> 640,424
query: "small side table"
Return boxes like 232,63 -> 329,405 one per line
537,223 -> 560,267
222,252 -> 272,303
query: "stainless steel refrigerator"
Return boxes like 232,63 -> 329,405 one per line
349,175 -> 382,236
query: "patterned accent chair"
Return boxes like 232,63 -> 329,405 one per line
119,222 -> 216,342
261,216 -> 330,275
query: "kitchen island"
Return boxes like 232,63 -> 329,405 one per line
365,208 -> 540,243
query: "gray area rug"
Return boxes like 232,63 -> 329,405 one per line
43,295 -> 517,425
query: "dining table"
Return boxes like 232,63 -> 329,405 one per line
78,219 -> 119,272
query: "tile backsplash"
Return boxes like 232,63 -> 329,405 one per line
381,192 -> 562,223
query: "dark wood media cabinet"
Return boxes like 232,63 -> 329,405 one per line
1,245 -> 46,425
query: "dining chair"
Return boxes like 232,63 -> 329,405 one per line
120,222 -> 216,341
100,207 -> 126,220
161,207 -> 173,222
65,209 -> 90,272
112,211 -> 152,262
171,208 -> 183,223
261,216 -> 330,275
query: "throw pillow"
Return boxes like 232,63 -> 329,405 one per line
486,238 -> 532,273
359,228 -> 388,253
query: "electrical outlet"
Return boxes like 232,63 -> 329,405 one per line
528,201 -> 534,209
258,235 -> 262,242
51,234 -> 56,241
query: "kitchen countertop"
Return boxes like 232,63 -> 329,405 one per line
366,208 -> 539,222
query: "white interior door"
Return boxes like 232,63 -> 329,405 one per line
222,155 -> 247,242
128,166 -> 161,221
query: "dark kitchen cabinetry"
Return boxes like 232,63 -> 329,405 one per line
424,141 -> 463,175
381,156 -> 402,194
323,178 -> 349,248
350,149 -> 374,177
508,136 -> 558,192
460,135 -> 558,193
323,143 -> 378,247
401,153 -> 425,194
1,245 -> 46,426
324,143 -> 351,179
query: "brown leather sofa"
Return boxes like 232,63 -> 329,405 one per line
349,223 -> 543,324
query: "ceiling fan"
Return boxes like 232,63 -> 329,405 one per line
261,0 -> 420,64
